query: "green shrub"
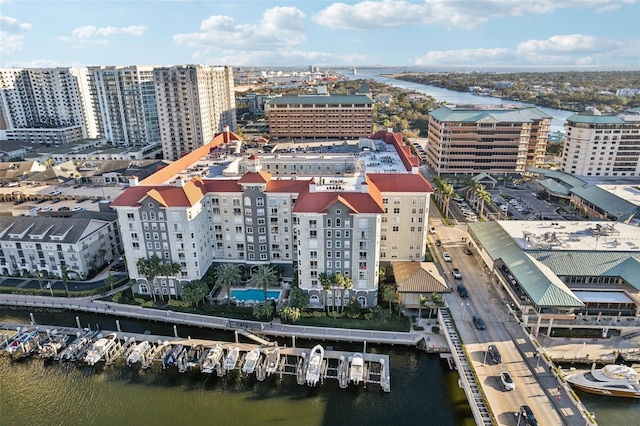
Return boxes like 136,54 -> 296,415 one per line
142,301 -> 154,308
431,326 -> 440,333
414,325 -> 424,331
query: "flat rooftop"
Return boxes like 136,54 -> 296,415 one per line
597,184 -> 640,208
498,220 -> 640,252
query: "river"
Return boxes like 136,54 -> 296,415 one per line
337,67 -> 575,134
0,309 -> 473,426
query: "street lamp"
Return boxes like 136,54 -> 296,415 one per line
461,302 -> 470,321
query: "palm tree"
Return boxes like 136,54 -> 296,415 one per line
474,184 -> 491,219
441,181 -> 454,220
335,273 -> 352,313
215,263 -> 242,305
105,270 -> 116,292
249,265 -> 278,303
382,285 -> 397,315
136,254 -> 162,302
418,294 -> 428,319
319,272 -> 333,313
161,262 -> 182,300
35,269 -> 44,293
60,264 -> 70,297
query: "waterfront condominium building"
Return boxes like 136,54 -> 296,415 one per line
0,68 -> 88,140
426,105 -> 552,177
87,66 -> 160,147
266,83 -> 374,140
153,65 -> 236,161
561,108 -> 640,177
111,128 -> 432,308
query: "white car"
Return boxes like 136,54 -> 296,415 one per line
500,371 -> 515,391
429,226 -> 437,234
442,252 -> 452,262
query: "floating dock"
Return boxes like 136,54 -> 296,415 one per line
0,322 -> 390,392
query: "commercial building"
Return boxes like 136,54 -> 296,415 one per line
266,84 -> 374,140
0,212 -> 121,280
0,68 -> 88,141
426,105 -> 551,177
111,129 -> 432,307
153,65 -> 236,161
561,108 -> 640,177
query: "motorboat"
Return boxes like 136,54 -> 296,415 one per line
5,327 -> 40,355
126,340 -> 150,366
39,332 -> 68,360
185,344 -> 205,369
84,333 -> 118,366
349,353 -> 364,385
201,344 -> 224,374
223,347 -> 240,372
163,344 -> 183,369
265,347 -> 280,376
566,364 -> 640,398
242,348 -> 261,374
305,344 -> 325,386
59,331 -> 97,362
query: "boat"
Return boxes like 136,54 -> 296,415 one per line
59,331 -> 97,362
84,333 -> 118,366
126,340 -> 150,366
305,344 -> 325,386
5,327 -> 40,355
566,364 -> 640,398
39,332 -> 68,360
349,353 -> 364,385
242,348 -> 261,374
223,347 -> 240,372
185,344 -> 204,369
201,344 -> 224,374
163,344 -> 183,368
265,347 -> 280,376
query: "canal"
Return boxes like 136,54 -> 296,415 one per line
0,309 -> 474,426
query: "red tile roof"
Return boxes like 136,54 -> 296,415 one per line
266,179 -> 311,193
238,170 -> 272,184
367,173 -> 434,193
111,177 -> 207,208
293,191 -> 384,214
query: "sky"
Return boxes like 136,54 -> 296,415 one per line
1,0 -> 639,70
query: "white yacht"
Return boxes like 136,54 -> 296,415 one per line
126,341 -> 150,366
201,344 -> 224,374
265,347 -> 280,376
349,353 -> 364,385
223,347 -> 240,372
305,344 -> 325,386
84,333 -> 118,366
39,332 -> 68,360
566,364 -> 640,398
242,348 -> 261,374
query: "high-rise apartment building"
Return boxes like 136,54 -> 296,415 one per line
153,65 -> 236,160
111,129 -> 432,307
0,68 -> 87,139
426,105 -> 551,177
266,83 -> 374,140
561,108 -> 640,177
87,66 -> 160,146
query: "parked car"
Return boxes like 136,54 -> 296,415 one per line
436,239 -> 442,247
487,345 -> 502,364
519,405 -> 538,426
500,371 -> 515,391
464,247 -> 473,255
457,284 -> 468,298
442,252 -> 452,262
473,315 -> 486,330
452,268 -> 462,279
429,226 -> 437,234
58,206 -> 70,211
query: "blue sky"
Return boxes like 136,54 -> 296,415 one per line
1,0 -> 639,69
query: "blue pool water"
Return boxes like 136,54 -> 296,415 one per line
230,288 -> 280,302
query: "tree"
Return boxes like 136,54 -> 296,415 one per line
253,302 -> 274,321
319,272 -> 333,313
35,269 -> 44,293
160,261 -> 181,301
280,305 -> 301,324
418,294 -> 428,318
474,184 -> 491,218
136,254 -> 162,302
105,271 -> 116,292
249,265 -> 278,303
289,285 -> 310,311
60,264 -> 70,297
215,263 -> 242,305
335,272 -> 352,313
382,285 -> 397,315
181,280 -> 209,306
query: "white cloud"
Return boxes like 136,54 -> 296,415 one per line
2,59 -> 82,68
0,15 -> 33,54
413,34 -> 640,66
58,24 -> 147,47
174,6 -> 306,53
314,0 -> 636,31
197,49 -> 369,67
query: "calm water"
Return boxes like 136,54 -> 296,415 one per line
0,309 -> 474,426
230,288 -> 281,302
337,67 -> 574,133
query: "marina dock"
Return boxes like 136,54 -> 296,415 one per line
0,321 -> 390,392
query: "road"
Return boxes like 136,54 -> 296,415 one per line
429,212 -> 590,426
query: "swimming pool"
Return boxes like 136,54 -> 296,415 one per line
230,288 -> 281,302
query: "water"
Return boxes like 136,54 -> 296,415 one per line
0,309 -> 473,426
337,67 -> 575,133
230,288 -> 281,302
